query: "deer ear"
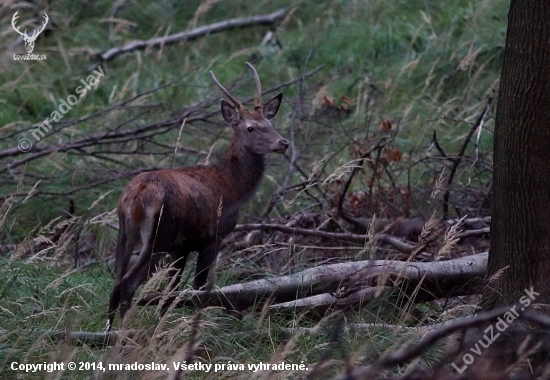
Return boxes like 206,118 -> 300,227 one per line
221,100 -> 238,123
263,93 -> 282,119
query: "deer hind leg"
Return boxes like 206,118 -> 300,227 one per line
194,238 -> 221,290
116,208 -> 164,325
107,215 -> 139,330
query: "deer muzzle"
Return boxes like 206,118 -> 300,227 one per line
273,139 -> 289,153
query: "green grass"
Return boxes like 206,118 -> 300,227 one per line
0,256 -> 447,379
0,0 -> 506,378
1,0 -> 505,228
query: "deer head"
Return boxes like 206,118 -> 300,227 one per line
210,62 -> 289,156
12,11 -> 49,54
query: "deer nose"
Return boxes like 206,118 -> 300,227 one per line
279,139 -> 289,150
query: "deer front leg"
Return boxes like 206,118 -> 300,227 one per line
159,253 -> 189,317
194,240 -> 221,290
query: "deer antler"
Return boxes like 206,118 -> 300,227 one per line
11,11 -> 27,38
11,11 -> 48,41
30,14 -> 49,40
245,62 -> 262,109
209,70 -> 242,109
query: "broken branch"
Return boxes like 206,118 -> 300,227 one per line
98,8 -> 290,62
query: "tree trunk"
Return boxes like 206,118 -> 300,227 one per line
482,1 -> 550,309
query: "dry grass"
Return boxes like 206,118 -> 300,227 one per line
0,0 -> 508,378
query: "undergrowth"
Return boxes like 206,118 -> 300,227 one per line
0,0 -> 506,378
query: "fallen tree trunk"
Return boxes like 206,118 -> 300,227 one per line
137,252 -> 487,311
98,8 -> 289,62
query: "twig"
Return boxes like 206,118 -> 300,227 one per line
442,97 -> 493,218
430,131 -> 448,158
336,136 -> 392,223
338,305 -> 550,379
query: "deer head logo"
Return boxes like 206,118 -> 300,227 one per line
11,11 -> 49,54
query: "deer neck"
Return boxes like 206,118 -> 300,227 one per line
218,139 -> 265,206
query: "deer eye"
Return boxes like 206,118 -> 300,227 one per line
247,126 -> 254,133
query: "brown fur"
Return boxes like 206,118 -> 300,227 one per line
107,65 -> 288,328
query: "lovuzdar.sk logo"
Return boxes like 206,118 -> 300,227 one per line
12,11 -> 48,61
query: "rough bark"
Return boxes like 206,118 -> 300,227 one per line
482,1 -> 550,309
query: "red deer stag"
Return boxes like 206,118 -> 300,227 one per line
107,63 -> 288,328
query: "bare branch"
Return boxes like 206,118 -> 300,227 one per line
442,96 -> 493,218
233,223 -> 418,253
338,305 -> 550,379
98,8 -> 290,63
